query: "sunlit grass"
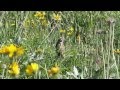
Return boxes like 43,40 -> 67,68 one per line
0,11 -> 120,79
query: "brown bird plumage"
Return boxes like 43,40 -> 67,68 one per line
56,37 -> 65,58
76,30 -> 81,44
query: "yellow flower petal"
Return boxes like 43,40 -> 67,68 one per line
31,63 -> 39,72
8,62 -> 20,76
53,13 -> 61,21
26,63 -> 39,75
26,65 -> 33,75
51,66 -> 60,74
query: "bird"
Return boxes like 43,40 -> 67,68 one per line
55,37 -> 65,58
75,30 -> 81,44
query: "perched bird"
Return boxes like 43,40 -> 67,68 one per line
75,30 -> 81,44
56,37 -> 65,58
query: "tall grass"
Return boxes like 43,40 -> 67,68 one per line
0,11 -> 120,79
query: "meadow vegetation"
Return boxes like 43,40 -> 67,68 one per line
0,11 -> 120,79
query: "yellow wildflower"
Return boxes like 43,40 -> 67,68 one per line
31,63 -> 39,72
0,44 -> 24,58
26,65 -> 33,75
34,11 -> 46,20
69,27 -> 74,32
0,46 -> 9,54
53,13 -> 61,21
48,64 -> 60,76
26,63 -> 39,75
51,66 -> 60,74
66,27 -> 74,36
8,62 -> 20,76
7,44 -> 17,58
